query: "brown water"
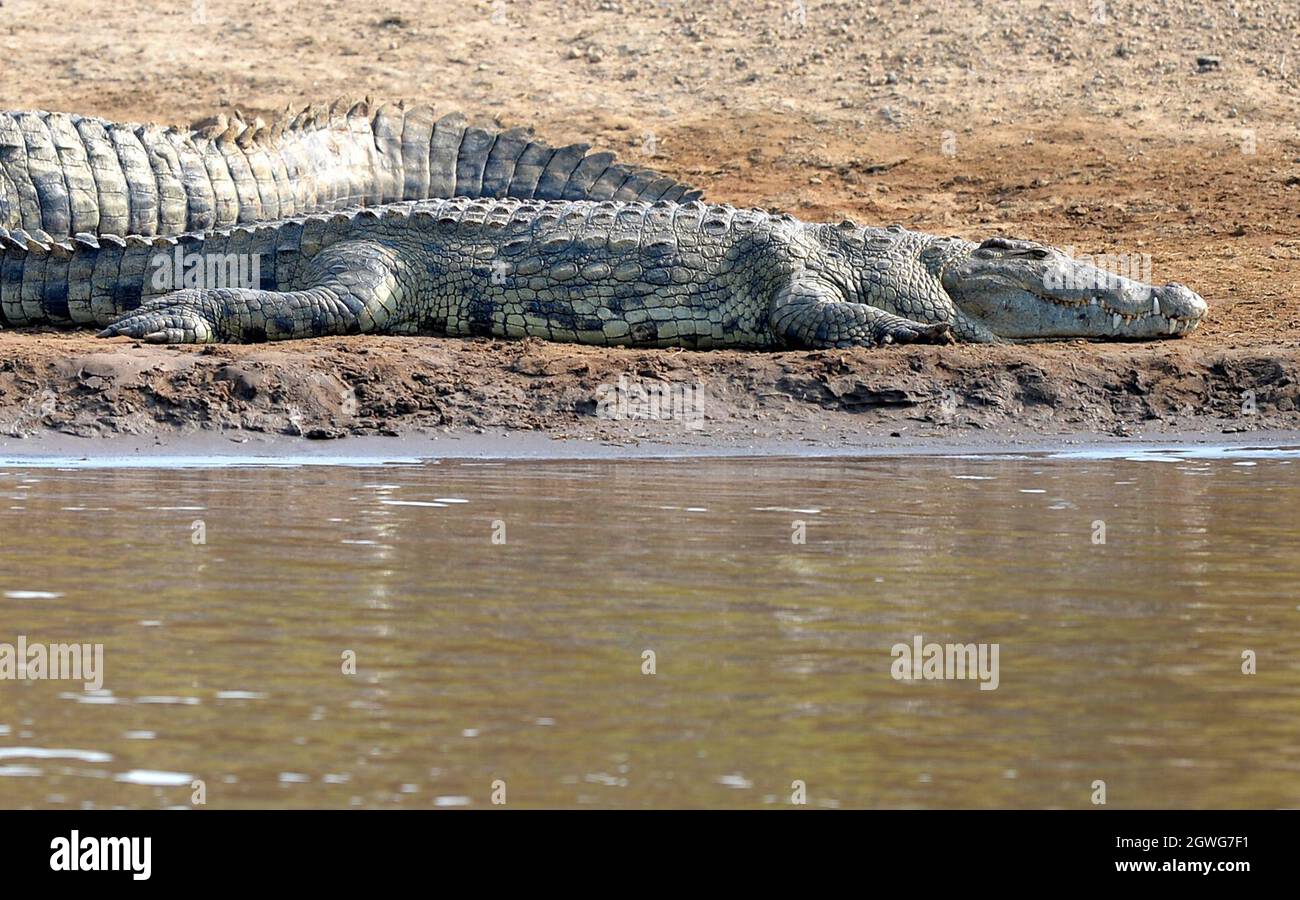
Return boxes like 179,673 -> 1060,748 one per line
1,449 -> 1298,809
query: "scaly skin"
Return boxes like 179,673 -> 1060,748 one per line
0,197 -> 1207,347
0,99 -> 699,239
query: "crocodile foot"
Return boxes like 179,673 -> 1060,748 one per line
98,293 -> 220,343
99,243 -> 410,344
878,320 -> 952,346
771,276 -> 955,349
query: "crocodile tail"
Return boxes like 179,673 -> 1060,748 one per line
0,108 -> 278,239
0,220 -> 287,329
0,224 -> 196,328
292,98 -> 704,204
182,99 -> 704,215
0,102 -> 704,242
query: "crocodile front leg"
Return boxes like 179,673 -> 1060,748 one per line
769,275 -> 951,349
98,240 -> 410,343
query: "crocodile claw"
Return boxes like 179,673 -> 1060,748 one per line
882,321 -> 952,346
98,302 -> 219,344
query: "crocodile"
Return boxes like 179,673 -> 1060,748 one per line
0,99 -> 698,239
0,101 -> 1206,347
0,196 -> 1206,348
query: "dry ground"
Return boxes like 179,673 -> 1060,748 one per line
0,0 -> 1297,445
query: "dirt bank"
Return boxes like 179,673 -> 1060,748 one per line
0,0 -> 1297,447
2,330 -> 1295,448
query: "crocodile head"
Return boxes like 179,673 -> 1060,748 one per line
938,237 -> 1207,341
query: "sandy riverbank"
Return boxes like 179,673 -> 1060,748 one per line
0,0 -> 1296,447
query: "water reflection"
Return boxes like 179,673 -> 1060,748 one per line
0,452 -> 1297,808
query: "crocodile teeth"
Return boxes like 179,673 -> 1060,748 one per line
1112,313 -> 1121,331
1168,318 -> 1178,334
1152,296 -> 1161,316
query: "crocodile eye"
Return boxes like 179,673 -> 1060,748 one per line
1028,248 -> 1050,260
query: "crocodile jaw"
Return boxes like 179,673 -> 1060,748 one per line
950,280 -> 1207,340
940,238 -> 1208,340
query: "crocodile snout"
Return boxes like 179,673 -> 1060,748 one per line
1153,282 -> 1207,323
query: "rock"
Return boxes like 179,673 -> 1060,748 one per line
823,377 -> 921,407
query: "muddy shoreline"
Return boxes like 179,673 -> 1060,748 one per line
3,418 -> 1298,465
1,330 -> 1296,454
